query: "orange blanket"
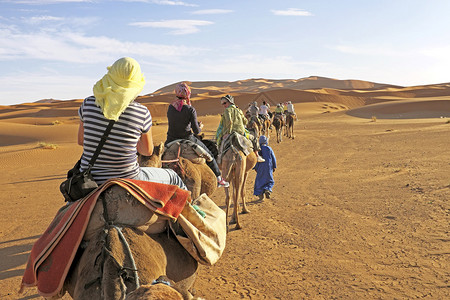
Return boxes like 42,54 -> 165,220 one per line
20,178 -> 190,298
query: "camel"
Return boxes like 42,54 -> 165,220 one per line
272,114 -> 285,143
139,142 -> 217,199
219,135 -> 257,231
286,113 -> 296,139
261,116 -> 272,137
246,116 -> 261,139
62,185 -> 199,300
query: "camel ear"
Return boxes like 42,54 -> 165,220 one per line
154,142 -> 164,157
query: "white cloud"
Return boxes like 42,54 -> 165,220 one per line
23,15 -> 65,24
4,0 -> 196,5
191,9 -> 233,15
271,8 -> 313,17
4,0 -> 93,4
0,28 -> 205,63
129,19 -> 213,35
151,0 -> 196,6
121,0 -> 197,6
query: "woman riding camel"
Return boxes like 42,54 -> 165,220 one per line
77,57 -> 186,189
247,101 -> 260,124
274,103 -> 286,123
165,82 -> 229,188
216,95 -> 264,162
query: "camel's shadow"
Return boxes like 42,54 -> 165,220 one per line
0,235 -> 40,280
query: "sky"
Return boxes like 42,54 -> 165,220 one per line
1,0 -> 450,105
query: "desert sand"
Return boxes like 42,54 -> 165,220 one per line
0,77 -> 449,299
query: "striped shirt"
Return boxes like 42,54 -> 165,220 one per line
78,96 -> 152,184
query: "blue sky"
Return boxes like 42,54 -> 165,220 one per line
1,0 -> 450,105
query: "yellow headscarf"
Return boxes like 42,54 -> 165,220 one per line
93,57 -> 146,120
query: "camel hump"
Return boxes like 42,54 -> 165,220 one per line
230,132 -> 253,155
84,185 -> 169,241
164,139 -> 212,164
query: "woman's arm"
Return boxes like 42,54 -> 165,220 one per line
137,127 -> 154,156
190,107 -> 202,135
77,120 -> 84,146
223,108 -> 232,134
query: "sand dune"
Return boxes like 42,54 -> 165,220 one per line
347,98 -> 450,119
0,77 -> 449,299
152,76 -> 401,95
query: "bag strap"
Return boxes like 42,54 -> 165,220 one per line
88,120 -> 115,168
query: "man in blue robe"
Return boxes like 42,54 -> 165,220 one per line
253,135 -> 277,200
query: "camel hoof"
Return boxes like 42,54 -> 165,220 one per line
241,209 -> 250,214
235,224 -> 242,230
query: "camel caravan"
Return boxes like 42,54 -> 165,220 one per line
20,81 -> 296,298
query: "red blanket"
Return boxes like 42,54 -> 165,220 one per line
20,178 -> 190,298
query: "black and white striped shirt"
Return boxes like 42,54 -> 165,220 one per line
79,96 -> 152,184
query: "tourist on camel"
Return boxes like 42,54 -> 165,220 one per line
165,82 -> 229,188
259,101 -> 271,120
253,135 -> 277,201
286,101 -> 296,118
77,57 -> 186,189
247,101 -> 262,126
274,103 -> 286,123
216,95 -> 265,162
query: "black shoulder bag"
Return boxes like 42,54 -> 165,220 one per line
60,120 -> 115,202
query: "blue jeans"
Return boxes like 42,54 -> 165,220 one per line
133,167 -> 187,190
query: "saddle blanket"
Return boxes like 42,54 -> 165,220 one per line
165,139 -> 213,163
20,178 -> 190,298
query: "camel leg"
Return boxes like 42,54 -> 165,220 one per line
229,173 -> 239,226
234,155 -> 248,230
220,158 -> 234,231
224,186 -> 232,231
233,179 -> 242,230
240,171 -> 251,214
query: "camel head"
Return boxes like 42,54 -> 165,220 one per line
138,142 -> 164,168
125,276 -> 184,300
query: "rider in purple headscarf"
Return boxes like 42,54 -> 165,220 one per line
166,82 -> 229,188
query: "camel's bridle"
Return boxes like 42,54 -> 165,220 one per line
84,196 -> 140,298
161,144 -> 186,178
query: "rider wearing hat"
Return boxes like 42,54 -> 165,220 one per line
216,95 -> 264,162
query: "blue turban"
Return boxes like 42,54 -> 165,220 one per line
259,135 -> 268,145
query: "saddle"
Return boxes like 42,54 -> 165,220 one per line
259,114 -> 269,121
220,132 -> 253,158
164,139 -> 213,164
274,113 -> 284,120
249,115 -> 261,126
